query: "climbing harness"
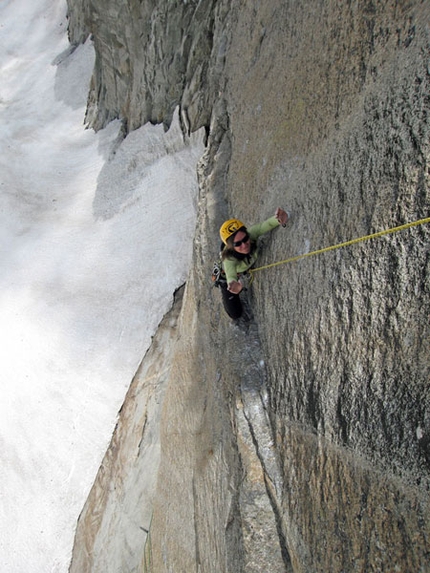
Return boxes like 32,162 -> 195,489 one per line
249,216 -> 430,276
211,259 -> 254,289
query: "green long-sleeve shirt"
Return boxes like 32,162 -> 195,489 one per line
222,216 -> 280,283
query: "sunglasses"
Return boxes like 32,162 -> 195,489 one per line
233,233 -> 250,247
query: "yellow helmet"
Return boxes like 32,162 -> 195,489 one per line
219,218 -> 245,244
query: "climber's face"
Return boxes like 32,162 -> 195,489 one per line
233,230 -> 251,254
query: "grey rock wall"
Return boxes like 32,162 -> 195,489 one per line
69,288 -> 186,573
66,0 -> 230,133
68,1 -> 430,571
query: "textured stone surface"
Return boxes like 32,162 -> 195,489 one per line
69,288 -> 186,572
68,0 -> 430,571
66,0 -> 230,133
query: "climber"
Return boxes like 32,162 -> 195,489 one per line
218,207 -> 289,319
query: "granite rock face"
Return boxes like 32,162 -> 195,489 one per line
68,1 -> 430,571
66,0 -> 230,133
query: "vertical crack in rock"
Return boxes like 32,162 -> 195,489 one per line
235,314 -> 293,573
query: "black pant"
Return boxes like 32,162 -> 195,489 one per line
220,282 -> 243,319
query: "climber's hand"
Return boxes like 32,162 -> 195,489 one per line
227,280 -> 243,294
275,207 -> 289,226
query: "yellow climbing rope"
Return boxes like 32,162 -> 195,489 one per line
250,216 -> 430,275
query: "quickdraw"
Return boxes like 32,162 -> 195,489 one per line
211,260 -> 226,287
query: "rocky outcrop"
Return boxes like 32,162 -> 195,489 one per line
66,0 -> 230,133
69,287 -> 186,573
68,1 -> 430,571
